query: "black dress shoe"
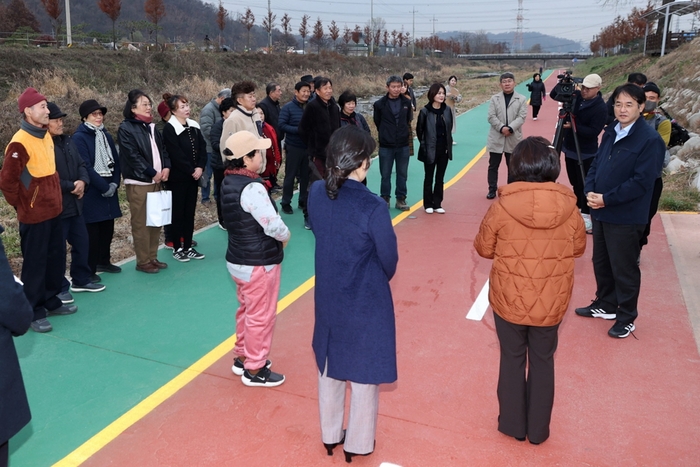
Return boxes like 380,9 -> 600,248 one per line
486,191 -> 497,200
90,274 -> 102,283
344,440 -> 375,463
96,264 -> 122,273
281,203 -> 293,215
324,430 -> 346,456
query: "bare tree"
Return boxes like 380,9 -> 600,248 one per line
98,0 -> 122,50
312,17 -> 324,53
144,0 -> 166,48
299,14 -> 310,53
262,6 -> 276,52
239,7 -> 255,51
40,0 -> 62,47
390,29 -> 398,48
343,24 -> 351,45
216,1 -> 227,50
328,20 -> 340,48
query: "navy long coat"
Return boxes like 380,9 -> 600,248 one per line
307,180 -> 399,385
0,225 -> 33,445
72,123 -> 122,224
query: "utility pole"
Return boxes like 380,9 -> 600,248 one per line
267,0 -> 273,52
370,0 -> 374,57
430,15 -> 437,56
410,7 -> 416,57
65,0 -> 72,46
514,0 -> 524,52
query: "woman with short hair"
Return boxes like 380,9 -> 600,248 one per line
338,90 -> 370,133
161,93 -> 207,262
474,136 -> 586,445
73,99 -> 123,276
445,75 -> 462,136
416,83 -> 453,214
307,125 -> 398,463
117,89 -> 171,274
526,73 -> 546,120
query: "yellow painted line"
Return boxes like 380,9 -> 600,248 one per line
659,210 -> 699,215
54,149 -> 486,466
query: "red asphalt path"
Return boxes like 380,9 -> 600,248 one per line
83,76 -> 700,466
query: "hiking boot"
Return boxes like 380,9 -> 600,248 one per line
231,357 -> 272,376
173,248 -> 190,262
575,299 -> 616,320
184,248 -> 205,260
395,197 -> 409,211
30,318 -> 52,333
71,282 -> 106,293
608,321 -> 636,338
58,291 -> 74,304
241,366 -> 285,387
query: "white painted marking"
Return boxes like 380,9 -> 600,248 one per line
466,280 -> 490,321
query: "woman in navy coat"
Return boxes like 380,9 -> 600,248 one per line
307,125 -> 399,463
72,99 -> 123,275
0,224 -> 33,466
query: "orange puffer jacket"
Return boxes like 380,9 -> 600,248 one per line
474,182 -> 587,327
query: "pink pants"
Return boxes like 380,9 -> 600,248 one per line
232,265 -> 281,371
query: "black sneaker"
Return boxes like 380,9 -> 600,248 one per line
241,366 -> 285,387
71,282 -> 106,293
30,318 -> 52,333
58,291 -> 74,304
231,357 -> 272,376
173,248 -> 190,262
608,321 -> 636,338
96,264 -> 122,273
575,300 -> 616,320
281,203 -> 293,215
47,304 -> 78,315
304,218 -> 311,230
184,248 -> 205,260
486,190 -> 497,200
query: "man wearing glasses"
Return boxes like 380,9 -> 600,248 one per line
485,72 -> 527,199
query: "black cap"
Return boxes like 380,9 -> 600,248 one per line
643,82 -> 661,96
300,74 -> 313,83
47,102 -> 67,120
78,99 -> 108,120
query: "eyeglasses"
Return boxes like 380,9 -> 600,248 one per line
614,102 -> 639,109
90,111 -> 104,117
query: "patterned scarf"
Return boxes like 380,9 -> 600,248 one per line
84,121 -> 114,177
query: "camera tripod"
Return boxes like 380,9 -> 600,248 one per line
552,99 -> 586,183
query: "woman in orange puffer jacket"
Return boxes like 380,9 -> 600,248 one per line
474,136 -> 586,446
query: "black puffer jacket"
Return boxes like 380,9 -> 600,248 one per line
221,174 -> 284,266
298,97 -> 340,162
373,94 -> 413,148
527,80 -> 546,106
117,118 -> 171,183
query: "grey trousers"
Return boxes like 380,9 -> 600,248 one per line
318,362 -> 379,455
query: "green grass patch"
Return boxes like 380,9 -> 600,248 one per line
659,169 -> 700,212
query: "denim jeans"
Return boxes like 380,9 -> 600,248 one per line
200,152 -> 213,201
378,146 -> 410,199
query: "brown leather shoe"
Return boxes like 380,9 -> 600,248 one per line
150,259 -> 168,269
136,262 -> 159,274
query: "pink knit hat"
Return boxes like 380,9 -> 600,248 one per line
18,87 -> 47,113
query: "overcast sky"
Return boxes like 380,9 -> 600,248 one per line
210,0 -> 698,45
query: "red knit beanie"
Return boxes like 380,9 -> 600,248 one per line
18,87 -> 47,113
157,100 -> 170,120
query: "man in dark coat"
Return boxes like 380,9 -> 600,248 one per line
257,82 -> 284,191
0,224 -> 33,466
373,75 -> 414,211
48,102 -> 105,300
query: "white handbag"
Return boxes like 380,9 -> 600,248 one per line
146,189 -> 172,227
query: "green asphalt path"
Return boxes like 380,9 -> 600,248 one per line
11,78 -> 537,466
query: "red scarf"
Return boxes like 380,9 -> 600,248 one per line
135,114 -> 153,124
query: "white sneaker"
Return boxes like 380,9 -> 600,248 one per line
582,213 -> 592,233
435,208 -> 446,214
533,117 -> 538,121
425,208 -> 434,214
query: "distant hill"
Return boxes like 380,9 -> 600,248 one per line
438,30 -> 585,53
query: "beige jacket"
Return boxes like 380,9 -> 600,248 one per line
486,91 -> 527,154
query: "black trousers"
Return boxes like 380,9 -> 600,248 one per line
169,179 -> 198,250
281,145 -> 310,207
0,440 -> 8,467
19,216 -> 65,320
61,215 -> 92,289
532,105 -> 541,119
213,168 -> 225,224
86,219 -> 115,273
302,156 -> 323,220
423,153 -> 449,209
640,177 -> 663,249
592,219 -> 645,324
487,152 -> 511,192
493,312 -> 559,444
565,156 -> 594,214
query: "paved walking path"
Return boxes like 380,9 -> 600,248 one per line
10,73 -> 700,466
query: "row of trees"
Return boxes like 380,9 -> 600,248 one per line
589,4 -> 652,55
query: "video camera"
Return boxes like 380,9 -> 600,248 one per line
552,71 -> 583,104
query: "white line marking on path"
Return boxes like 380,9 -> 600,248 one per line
466,280 -> 490,321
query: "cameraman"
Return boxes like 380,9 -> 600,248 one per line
550,73 -> 607,233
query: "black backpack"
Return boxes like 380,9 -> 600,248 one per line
659,106 -> 690,148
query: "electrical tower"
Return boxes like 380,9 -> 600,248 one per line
514,0 -> 524,52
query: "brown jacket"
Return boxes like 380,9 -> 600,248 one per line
474,182 -> 586,327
